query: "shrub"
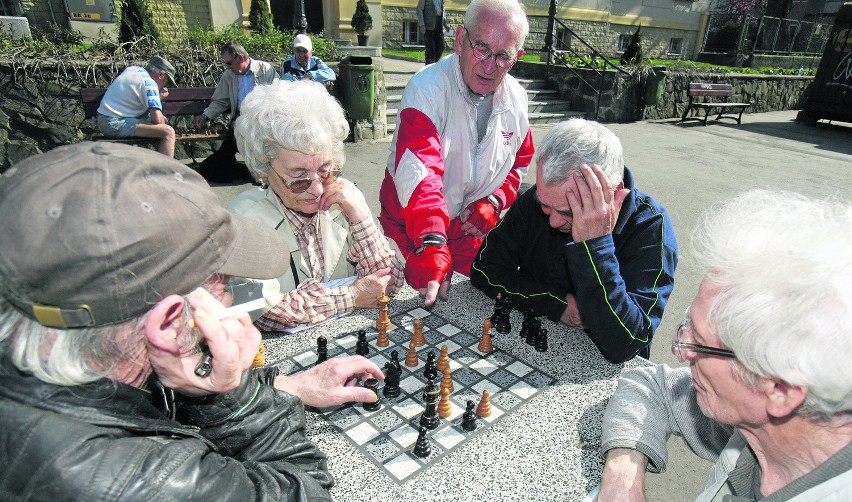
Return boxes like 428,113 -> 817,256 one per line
249,0 -> 274,35
351,0 -> 373,36
119,0 -> 161,45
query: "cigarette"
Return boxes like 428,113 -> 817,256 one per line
189,298 -> 268,328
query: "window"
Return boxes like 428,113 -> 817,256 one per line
403,21 -> 422,44
555,29 -> 572,51
618,34 -> 632,52
668,37 -> 683,55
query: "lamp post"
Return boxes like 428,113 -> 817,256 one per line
294,0 -> 307,33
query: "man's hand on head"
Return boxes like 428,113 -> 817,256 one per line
273,355 -> 384,407
566,164 -> 630,243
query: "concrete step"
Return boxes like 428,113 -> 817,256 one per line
515,78 -> 549,91
529,111 -> 585,124
528,99 -> 572,113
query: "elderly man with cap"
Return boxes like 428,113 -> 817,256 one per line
96,55 -> 177,157
0,142 -> 384,500
596,190 -> 852,500
193,41 -> 279,183
281,34 -> 336,90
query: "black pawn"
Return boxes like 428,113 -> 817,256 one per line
535,328 -> 548,352
382,351 -> 401,398
419,377 -> 440,430
423,350 -> 437,381
494,297 -> 512,334
490,294 -> 505,326
525,318 -> 541,346
519,309 -> 536,339
363,378 -> 381,411
316,335 -> 328,365
461,400 -> 477,431
355,329 -> 369,356
413,426 -> 431,458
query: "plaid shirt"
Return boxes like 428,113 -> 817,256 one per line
255,212 -> 404,331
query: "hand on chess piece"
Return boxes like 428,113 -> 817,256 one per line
192,114 -> 210,129
350,268 -> 393,309
405,236 -> 452,307
273,355 -> 384,407
559,293 -> 587,330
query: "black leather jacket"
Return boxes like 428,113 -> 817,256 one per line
0,354 -> 333,501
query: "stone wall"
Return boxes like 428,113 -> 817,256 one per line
0,57 -> 387,170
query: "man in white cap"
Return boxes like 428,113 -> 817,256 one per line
96,55 -> 177,157
281,34 -> 336,89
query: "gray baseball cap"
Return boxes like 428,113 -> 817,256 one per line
148,55 -> 176,85
0,142 -> 288,328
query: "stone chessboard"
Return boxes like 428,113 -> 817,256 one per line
276,307 -> 557,484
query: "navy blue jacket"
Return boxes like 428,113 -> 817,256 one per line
470,168 -> 677,363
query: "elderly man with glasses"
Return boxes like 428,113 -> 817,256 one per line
228,81 -> 403,377
192,40 -> 279,183
379,0 -> 534,307
596,190 -> 852,501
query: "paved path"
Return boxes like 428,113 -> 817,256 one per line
212,110 -> 852,500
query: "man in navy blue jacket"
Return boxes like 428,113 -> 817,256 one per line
470,119 -> 677,363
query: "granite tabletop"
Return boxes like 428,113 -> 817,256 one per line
260,275 -> 644,501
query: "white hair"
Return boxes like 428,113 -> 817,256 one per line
234,80 -> 349,180
693,190 -> 852,422
464,0 -> 529,53
536,118 -> 624,187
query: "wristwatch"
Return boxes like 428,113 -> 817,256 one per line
413,233 -> 446,255
487,194 -> 503,213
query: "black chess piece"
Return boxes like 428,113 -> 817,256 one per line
419,377 -> 440,430
423,350 -> 437,381
382,351 -> 401,398
461,400 -> 477,431
493,296 -> 512,334
490,293 -> 505,326
363,378 -> 381,411
526,318 -> 541,346
413,426 -> 431,458
520,309 -> 536,339
535,328 -> 548,352
355,329 -> 369,356
316,335 -> 328,365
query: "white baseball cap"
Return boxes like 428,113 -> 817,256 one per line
294,34 -> 312,52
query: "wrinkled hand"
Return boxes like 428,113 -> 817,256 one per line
351,268 -> 393,308
192,114 -> 209,129
274,355 -> 384,407
405,244 -> 452,307
148,288 -> 260,397
160,87 -> 170,99
599,448 -> 648,502
320,177 -> 369,224
460,197 -> 500,239
560,293 -> 586,330
566,164 -> 630,243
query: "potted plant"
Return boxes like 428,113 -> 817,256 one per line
351,0 -> 372,46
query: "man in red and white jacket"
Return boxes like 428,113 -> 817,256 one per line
379,0 -> 534,306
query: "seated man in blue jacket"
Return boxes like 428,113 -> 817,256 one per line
470,118 -> 677,364
281,34 -> 336,90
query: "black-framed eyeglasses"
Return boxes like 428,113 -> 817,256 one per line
269,168 -> 341,193
464,30 -> 517,69
671,321 -> 736,361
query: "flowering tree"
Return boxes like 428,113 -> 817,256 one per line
714,0 -> 767,23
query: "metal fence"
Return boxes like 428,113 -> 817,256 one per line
703,14 -> 832,55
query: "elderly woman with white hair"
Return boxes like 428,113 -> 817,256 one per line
598,190 -> 852,500
229,79 -> 403,333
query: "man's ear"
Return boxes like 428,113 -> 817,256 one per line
763,378 -> 807,419
455,25 -> 465,55
145,294 -> 187,355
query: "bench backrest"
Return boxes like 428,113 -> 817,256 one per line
81,87 -> 215,118
688,82 -> 734,98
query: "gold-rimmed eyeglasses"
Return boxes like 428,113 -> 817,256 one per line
464,30 -> 517,69
671,319 -> 736,362
268,168 -> 341,193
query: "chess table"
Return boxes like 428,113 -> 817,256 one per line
260,276 -> 647,501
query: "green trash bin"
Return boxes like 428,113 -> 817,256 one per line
337,55 -> 375,120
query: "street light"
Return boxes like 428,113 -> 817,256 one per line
294,0 -> 307,33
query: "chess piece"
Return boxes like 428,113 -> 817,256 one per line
525,318 -> 541,346
476,389 -> 492,417
376,294 -> 391,347
363,378 -> 381,411
436,344 -> 450,372
440,367 -> 454,393
405,340 -> 418,367
490,293 -> 505,326
383,350 -> 402,398
478,320 -> 494,353
438,387 -> 452,417
412,318 -> 426,347
461,400 -> 477,431
423,350 -> 438,381
491,293 -> 512,334
420,377 -> 440,430
355,329 -> 369,356
252,342 -> 265,367
520,309 -> 536,339
316,336 -> 328,365
535,328 -> 548,352
413,426 -> 431,458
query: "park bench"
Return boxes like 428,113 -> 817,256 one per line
681,83 -> 752,125
80,87 -> 227,154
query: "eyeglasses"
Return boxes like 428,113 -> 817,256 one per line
671,319 -> 736,361
464,31 -> 517,69
269,167 -> 341,193
222,56 -> 242,68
